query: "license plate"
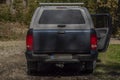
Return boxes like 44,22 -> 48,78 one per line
51,54 -> 72,59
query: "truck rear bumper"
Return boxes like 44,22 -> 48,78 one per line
25,51 -> 98,63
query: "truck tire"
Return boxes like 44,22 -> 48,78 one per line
27,61 -> 38,75
27,61 -> 52,75
84,60 -> 96,74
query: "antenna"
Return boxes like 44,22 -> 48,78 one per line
39,3 -> 84,6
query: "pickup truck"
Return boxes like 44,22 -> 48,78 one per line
25,3 -> 112,75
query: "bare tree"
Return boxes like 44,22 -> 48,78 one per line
118,0 -> 120,13
23,0 -> 28,8
117,0 -> 120,27
9,0 -> 16,14
6,0 -> 11,5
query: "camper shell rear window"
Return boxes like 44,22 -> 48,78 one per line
39,10 -> 85,24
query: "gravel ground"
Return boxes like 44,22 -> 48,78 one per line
0,39 -> 120,80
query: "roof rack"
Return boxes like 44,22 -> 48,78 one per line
39,3 -> 84,6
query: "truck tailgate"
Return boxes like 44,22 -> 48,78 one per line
33,29 -> 90,53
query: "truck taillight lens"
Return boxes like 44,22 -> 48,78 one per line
26,34 -> 33,50
90,34 -> 97,50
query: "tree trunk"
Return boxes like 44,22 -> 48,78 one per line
10,0 -> 16,14
23,0 -> 28,8
6,0 -> 11,5
118,0 -> 120,13
118,0 -> 120,28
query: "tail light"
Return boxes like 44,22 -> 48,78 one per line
26,33 -> 33,51
90,34 -> 97,50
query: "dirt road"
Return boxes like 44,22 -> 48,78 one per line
0,39 -> 120,80
110,38 -> 120,44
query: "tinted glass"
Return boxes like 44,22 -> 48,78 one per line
39,10 -> 85,24
91,15 -> 109,28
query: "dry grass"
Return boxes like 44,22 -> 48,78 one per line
0,22 -> 28,40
